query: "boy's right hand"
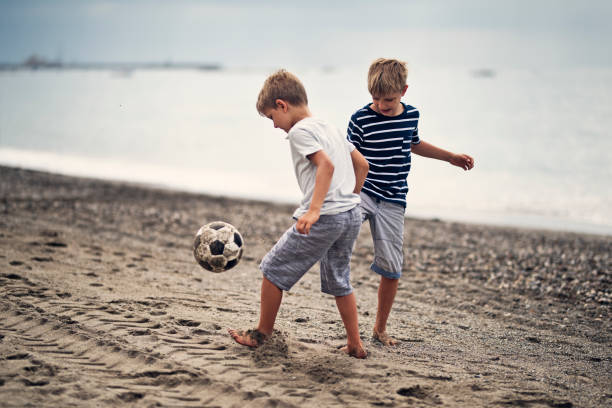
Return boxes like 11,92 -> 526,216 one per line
296,210 -> 320,235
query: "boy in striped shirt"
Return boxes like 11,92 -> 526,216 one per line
347,58 -> 474,346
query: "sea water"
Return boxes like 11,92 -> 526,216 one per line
1,67 -> 611,235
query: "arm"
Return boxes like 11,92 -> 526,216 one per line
295,150 -> 334,235
411,140 -> 475,171
350,148 -> 369,194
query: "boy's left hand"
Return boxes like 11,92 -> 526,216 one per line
450,154 -> 475,171
296,210 -> 320,235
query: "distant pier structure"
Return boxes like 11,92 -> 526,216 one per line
0,54 -> 222,71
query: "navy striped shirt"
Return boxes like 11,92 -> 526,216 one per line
347,102 -> 420,206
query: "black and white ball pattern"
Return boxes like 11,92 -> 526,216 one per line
193,221 -> 244,272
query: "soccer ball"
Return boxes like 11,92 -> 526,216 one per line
193,221 -> 244,272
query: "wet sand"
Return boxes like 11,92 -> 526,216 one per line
1,165 -> 610,407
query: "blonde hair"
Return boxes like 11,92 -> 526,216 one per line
256,69 -> 308,115
367,58 -> 408,96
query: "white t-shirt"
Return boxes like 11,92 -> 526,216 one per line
287,117 -> 360,218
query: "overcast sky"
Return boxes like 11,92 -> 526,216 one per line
1,0 -> 611,69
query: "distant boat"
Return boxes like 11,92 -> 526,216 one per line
471,68 -> 496,78
23,54 -> 62,69
111,69 -> 133,78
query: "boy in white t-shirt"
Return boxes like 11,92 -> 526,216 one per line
229,70 -> 370,358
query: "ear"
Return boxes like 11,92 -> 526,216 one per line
401,85 -> 408,96
275,99 -> 288,112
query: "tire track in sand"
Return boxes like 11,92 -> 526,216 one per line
0,272 -> 263,407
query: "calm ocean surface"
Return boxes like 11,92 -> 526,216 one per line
1,67 -> 611,235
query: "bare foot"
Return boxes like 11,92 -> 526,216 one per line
340,345 -> 368,359
228,328 -> 267,348
373,330 -> 397,346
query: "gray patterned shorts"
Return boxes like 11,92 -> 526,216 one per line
260,206 -> 361,297
360,192 -> 405,279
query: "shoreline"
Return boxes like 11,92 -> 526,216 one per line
2,152 -> 610,237
1,165 -> 610,407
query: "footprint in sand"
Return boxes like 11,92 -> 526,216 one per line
191,329 -> 214,336
177,319 -> 200,327
149,310 -> 166,316
22,379 -> 50,387
366,364 -> 388,370
117,392 -> 144,402
397,384 -> 442,404
41,230 -> 59,238
31,256 -> 53,262
45,241 -> 67,248
7,353 -> 30,360
129,329 -> 151,336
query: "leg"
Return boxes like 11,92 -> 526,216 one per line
230,221 -> 323,348
373,276 -> 399,346
367,199 -> 405,346
318,208 -> 366,358
228,277 -> 282,347
335,293 -> 367,359
257,276 -> 283,335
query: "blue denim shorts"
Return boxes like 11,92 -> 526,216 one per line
360,192 -> 405,279
260,206 -> 361,297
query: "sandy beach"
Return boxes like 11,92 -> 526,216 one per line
0,165 -> 610,407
